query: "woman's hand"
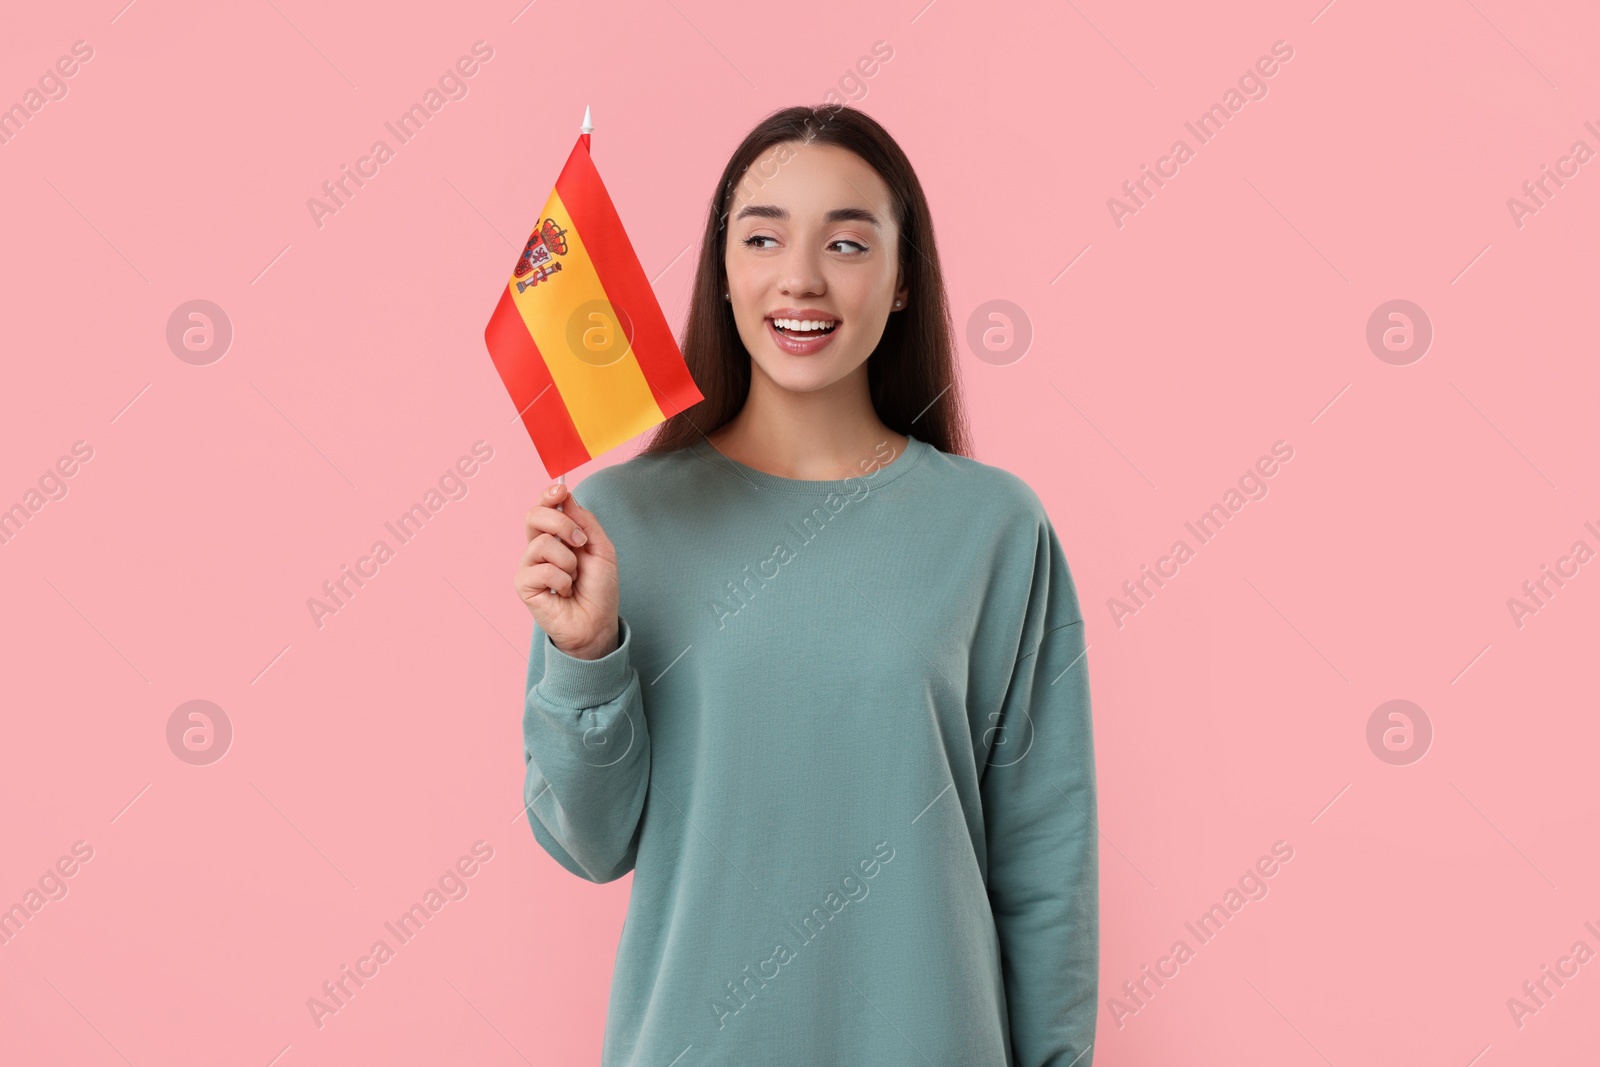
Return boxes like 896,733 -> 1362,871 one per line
515,483 -> 620,660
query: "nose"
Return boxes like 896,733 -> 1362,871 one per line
778,244 -> 826,299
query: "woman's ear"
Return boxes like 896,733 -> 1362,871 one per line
893,276 -> 908,310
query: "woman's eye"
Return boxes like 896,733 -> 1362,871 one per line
740,235 -> 868,254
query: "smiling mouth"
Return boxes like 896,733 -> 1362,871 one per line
768,317 -> 840,339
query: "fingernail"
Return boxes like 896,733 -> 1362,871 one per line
570,527 -> 587,545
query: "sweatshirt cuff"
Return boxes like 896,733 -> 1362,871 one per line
539,616 -> 632,709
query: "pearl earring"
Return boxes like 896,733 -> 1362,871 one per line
894,299 -> 902,307
724,292 -> 729,300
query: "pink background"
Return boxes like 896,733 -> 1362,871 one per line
3,0 -> 1597,1063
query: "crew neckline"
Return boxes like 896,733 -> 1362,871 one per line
689,434 -> 929,495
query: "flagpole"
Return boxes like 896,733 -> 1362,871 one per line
548,103 -> 593,597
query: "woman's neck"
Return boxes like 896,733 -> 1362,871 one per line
707,384 -> 907,482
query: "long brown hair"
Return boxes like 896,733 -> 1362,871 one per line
639,103 -> 971,459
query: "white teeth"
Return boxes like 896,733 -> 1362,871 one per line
772,318 -> 837,332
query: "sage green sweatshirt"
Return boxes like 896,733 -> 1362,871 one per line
521,433 -> 1098,1066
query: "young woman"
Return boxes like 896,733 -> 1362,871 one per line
514,104 -> 1098,1066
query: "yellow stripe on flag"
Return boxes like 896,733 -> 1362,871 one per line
507,188 -> 666,458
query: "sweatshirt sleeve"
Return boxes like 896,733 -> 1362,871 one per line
522,613 -> 651,884
981,516 -> 1099,1067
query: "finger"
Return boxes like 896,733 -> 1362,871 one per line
525,492 -> 589,549
528,505 -> 592,550
519,531 -> 579,573
549,493 -> 612,555
519,561 -> 574,598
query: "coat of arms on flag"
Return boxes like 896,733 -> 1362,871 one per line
484,114 -> 704,480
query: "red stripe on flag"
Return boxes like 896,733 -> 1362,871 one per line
484,287 -> 592,477
555,141 -> 702,419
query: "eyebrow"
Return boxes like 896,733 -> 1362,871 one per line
732,204 -> 882,229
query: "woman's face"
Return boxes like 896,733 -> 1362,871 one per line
723,141 -> 907,395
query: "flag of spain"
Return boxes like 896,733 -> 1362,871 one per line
484,131 -> 704,479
